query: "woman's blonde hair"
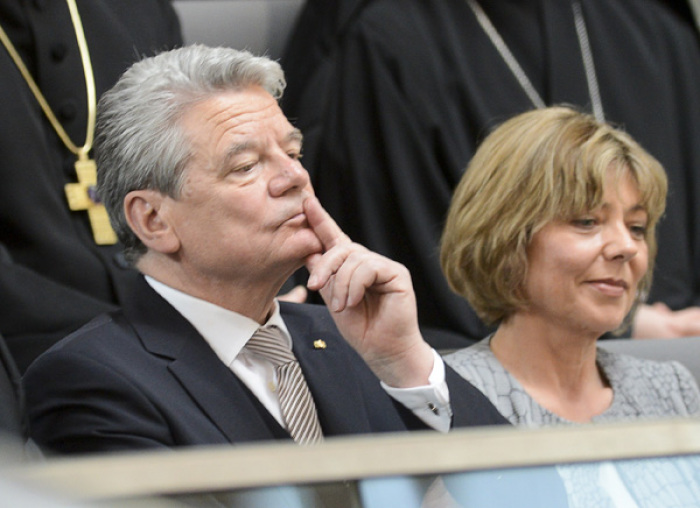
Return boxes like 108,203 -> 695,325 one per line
440,106 -> 668,326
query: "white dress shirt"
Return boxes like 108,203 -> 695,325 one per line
146,276 -> 451,432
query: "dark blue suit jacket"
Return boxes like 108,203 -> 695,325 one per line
24,276 -> 506,455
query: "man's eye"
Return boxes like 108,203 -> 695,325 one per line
232,162 -> 256,173
288,152 -> 303,161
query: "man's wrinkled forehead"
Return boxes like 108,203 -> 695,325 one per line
180,86 -> 297,148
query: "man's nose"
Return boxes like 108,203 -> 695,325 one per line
268,155 -> 310,196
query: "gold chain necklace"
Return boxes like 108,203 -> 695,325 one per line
0,0 -> 116,245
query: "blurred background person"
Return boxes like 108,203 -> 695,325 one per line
281,0 -> 700,347
0,0 -> 182,372
442,106 -> 700,426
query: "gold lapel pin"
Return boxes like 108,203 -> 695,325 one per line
313,339 -> 327,350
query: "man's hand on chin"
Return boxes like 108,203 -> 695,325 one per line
303,196 -> 434,388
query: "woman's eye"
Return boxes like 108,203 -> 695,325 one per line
572,218 -> 597,228
630,224 -> 648,238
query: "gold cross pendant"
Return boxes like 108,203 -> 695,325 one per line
64,158 -> 117,245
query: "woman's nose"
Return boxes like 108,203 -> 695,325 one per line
603,222 -> 639,262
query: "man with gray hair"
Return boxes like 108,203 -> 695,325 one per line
23,45 -> 505,454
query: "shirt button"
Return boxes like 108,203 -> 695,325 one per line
51,43 -> 69,62
58,102 -> 77,121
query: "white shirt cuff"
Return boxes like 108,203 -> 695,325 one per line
381,349 -> 452,433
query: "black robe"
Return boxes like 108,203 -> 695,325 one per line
281,0 -> 700,348
0,0 -> 182,371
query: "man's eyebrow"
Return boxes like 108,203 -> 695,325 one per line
286,129 -> 304,145
222,129 -> 303,165
223,141 -> 256,167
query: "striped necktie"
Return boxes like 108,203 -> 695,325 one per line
246,325 -> 324,444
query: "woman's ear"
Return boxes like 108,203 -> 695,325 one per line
124,190 -> 180,254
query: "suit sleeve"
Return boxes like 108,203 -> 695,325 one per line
24,349 -> 173,455
445,365 -> 510,428
0,245 -> 119,372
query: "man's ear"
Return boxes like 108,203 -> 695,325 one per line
124,190 -> 180,254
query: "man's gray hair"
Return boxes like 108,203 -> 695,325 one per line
95,45 -> 286,263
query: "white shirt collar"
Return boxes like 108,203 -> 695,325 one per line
144,275 -> 291,367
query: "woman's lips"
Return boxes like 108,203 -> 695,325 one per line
587,278 -> 629,297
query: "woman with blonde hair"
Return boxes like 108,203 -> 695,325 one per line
442,106 -> 700,425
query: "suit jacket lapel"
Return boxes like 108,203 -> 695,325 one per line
167,338 -> 289,443
121,276 -> 287,444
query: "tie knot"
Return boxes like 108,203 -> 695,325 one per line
246,325 -> 296,366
